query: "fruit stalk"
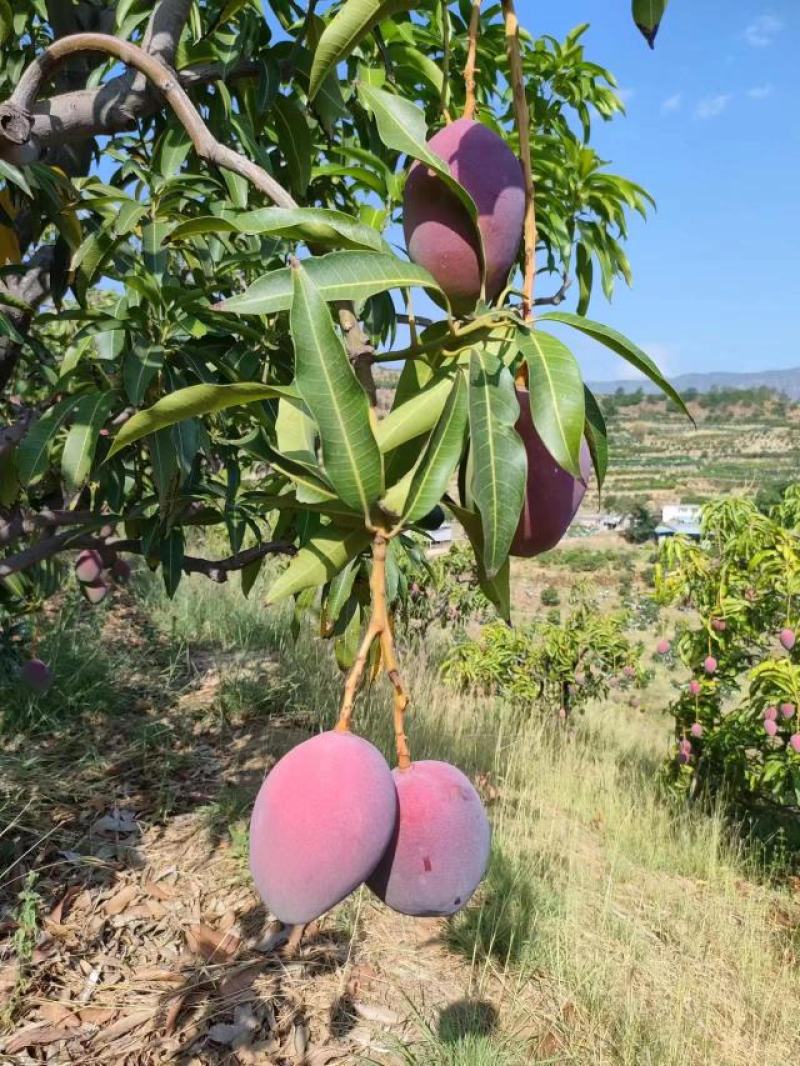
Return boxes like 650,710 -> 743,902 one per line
463,0 -> 481,120
334,535 -> 412,769
502,0 -> 537,321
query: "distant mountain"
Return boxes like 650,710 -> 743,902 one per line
588,367 -> 800,400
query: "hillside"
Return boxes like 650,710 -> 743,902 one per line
589,366 -> 800,399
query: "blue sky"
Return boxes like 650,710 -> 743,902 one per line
522,1 -> 799,381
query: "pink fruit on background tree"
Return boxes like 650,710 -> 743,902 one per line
677,738 -> 693,764
690,722 -> 703,738
20,658 -> 53,694
509,389 -> 592,558
704,656 -> 717,675
764,719 -> 779,738
656,639 -> 671,655
711,618 -> 727,633
763,706 -> 778,721
403,118 -> 526,313
368,761 -> 491,918
779,628 -> 796,651
689,680 -> 701,696
790,735 -> 800,754
780,702 -> 795,720
249,732 -> 397,925
75,549 -> 103,585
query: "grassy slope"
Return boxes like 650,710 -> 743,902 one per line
4,565 -> 798,1064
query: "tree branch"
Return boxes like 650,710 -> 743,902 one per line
502,0 -> 536,321
533,274 -> 570,307
0,532 -> 295,581
1,25 -> 376,422
463,0 -> 481,121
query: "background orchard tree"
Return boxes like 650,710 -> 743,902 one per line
0,0 -> 681,777
657,496 -> 800,815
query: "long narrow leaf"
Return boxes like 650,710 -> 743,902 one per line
403,371 -> 468,522
309,0 -> 414,100
266,528 -> 370,603
61,392 -> 115,491
519,328 -> 585,477
540,310 -> 691,419
468,349 -> 527,578
290,261 -> 384,515
107,382 -> 292,458
216,250 -> 441,316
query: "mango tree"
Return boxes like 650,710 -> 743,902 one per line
0,0 -> 680,928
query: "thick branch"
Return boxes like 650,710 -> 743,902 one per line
502,0 -> 536,320
1,27 -> 376,414
0,533 -> 294,581
463,0 -> 481,121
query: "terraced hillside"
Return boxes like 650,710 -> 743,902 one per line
599,390 -> 800,511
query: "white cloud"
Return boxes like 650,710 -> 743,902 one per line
695,94 -> 732,120
747,84 -> 774,99
744,14 -> 783,47
660,93 -> 683,115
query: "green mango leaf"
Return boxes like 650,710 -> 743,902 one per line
273,95 -> 312,198
322,557 -> 360,632
107,382 -> 291,458
0,0 -> 12,45
148,428 -> 180,511
583,386 -> 608,488
519,328 -> 585,478
123,343 -> 165,406
17,395 -> 83,485
160,527 -> 185,599
468,349 -> 527,579
403,371 -> 468,523
357,82 -> 485,283
266,528 -> 371,603
290,261 -> 384,516
632,0 -> 668,48
61,391 -> 116,491
375,373 -> 454,454
539,310 -> 691,420
308,0 -> 414,101
216,250 -> 442,316
0,310 -> 24,345
334,597 -> 362,669
169,207 -> 387,252
0,158 -> 32,198
446,499 -> 511,622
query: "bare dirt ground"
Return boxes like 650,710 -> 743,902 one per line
0,603 -> 511,1065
